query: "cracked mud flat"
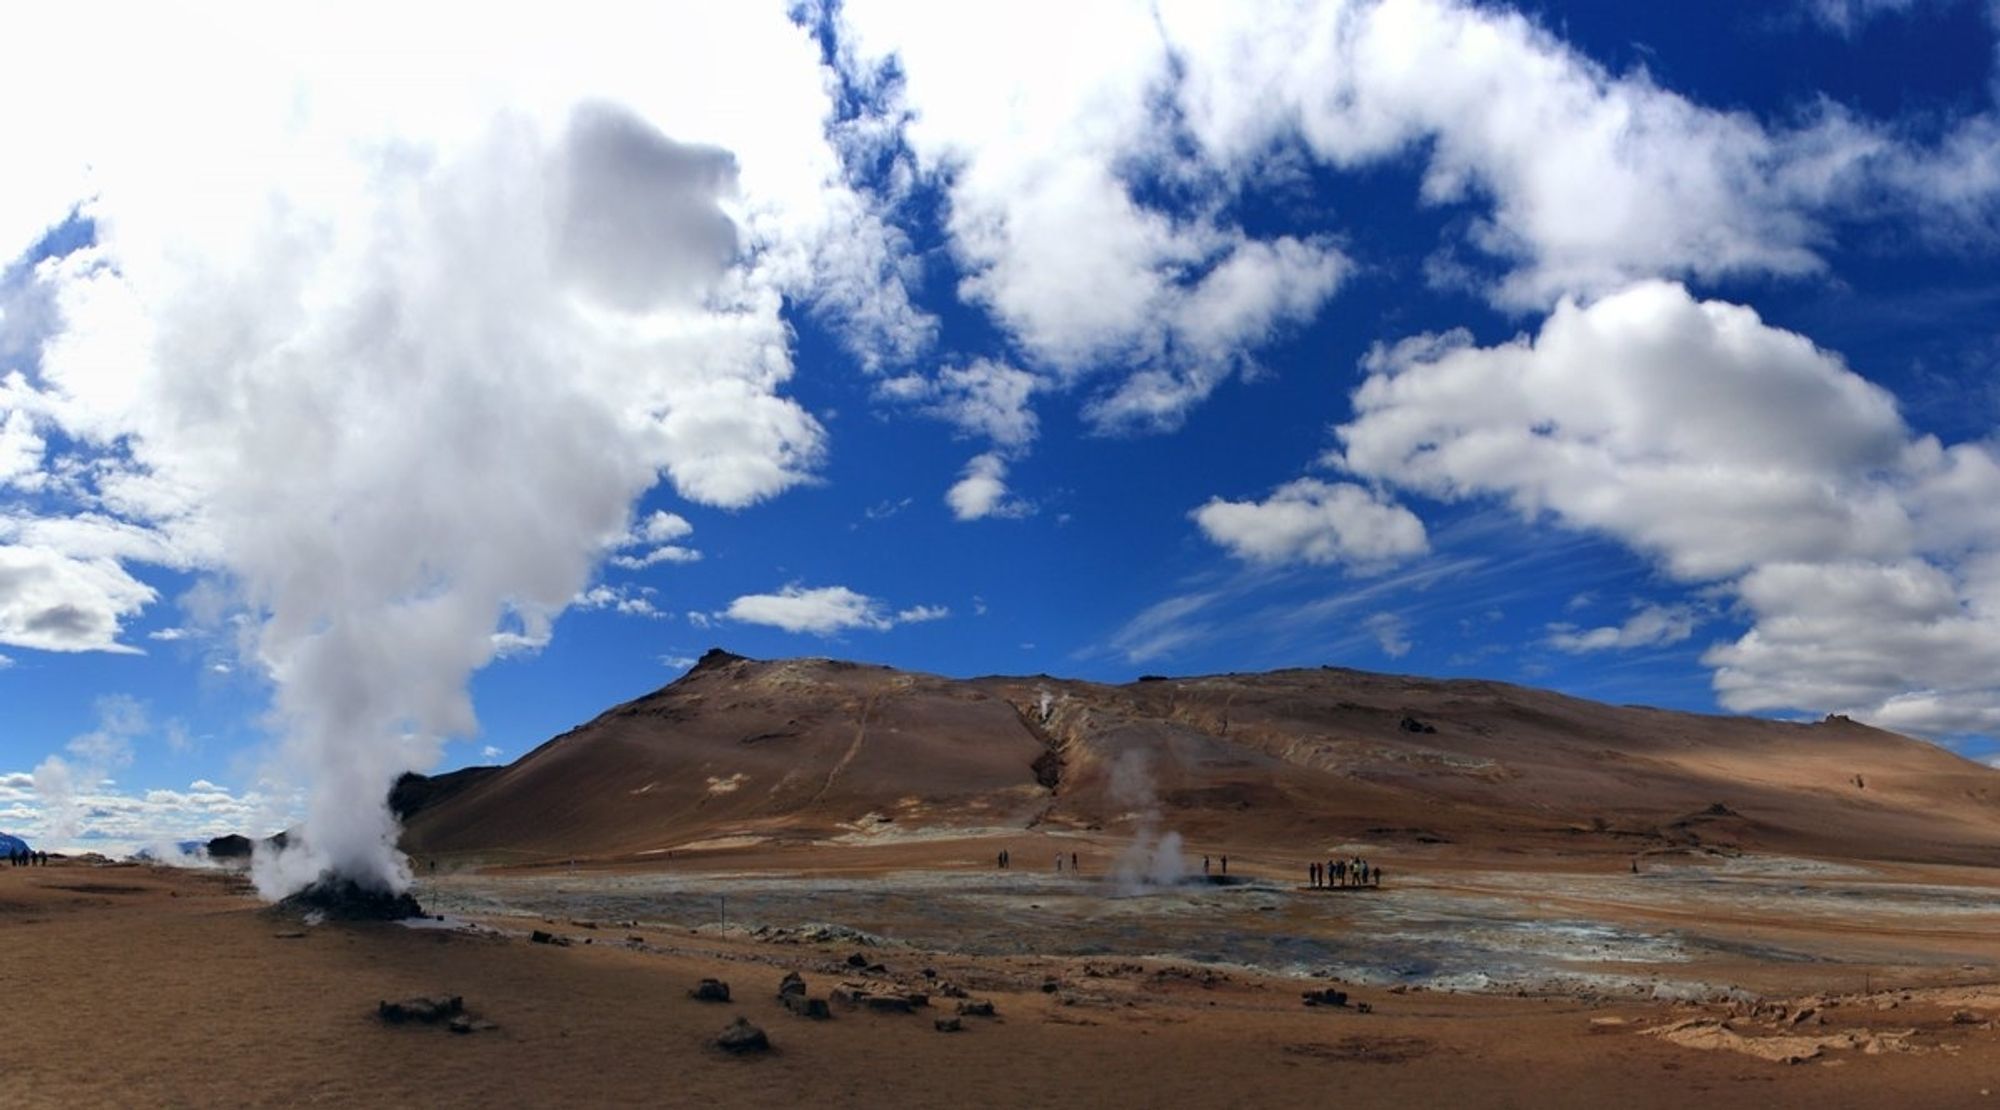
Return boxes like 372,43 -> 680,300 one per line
416,851 -> 2000,1001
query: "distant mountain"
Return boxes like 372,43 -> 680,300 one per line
398,648 -> 2000,866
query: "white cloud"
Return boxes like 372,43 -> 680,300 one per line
2,762 -> 280,855
838,1 -> 1350,431
1338,282 -> 1910,580
610,511 -> 700,569
1107,591 -> 1219,664
574,584 -> 663,618
879,359 -> 1042,447
632,511 -> 693,545
34,694 -> 149,843
0,652 -> 10,668
0,545 -> 154,653
1364,612 -> 1413,659
1799,0 -> 1920,36
1192,478 -> 1429,569
723,584 -> 944,636
841,0 -> 1998,352
490,631 -> 550,659
611,545 -> 702,569
1548,604 -> 1700,653
863,497 -> 913,522
1705,559 -> 2000,735
0,410 -> 43,489
946,452 -> 1030,521
479,745 -> 503,761
1337,279 -> 2000,735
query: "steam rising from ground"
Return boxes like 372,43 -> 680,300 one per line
1106,750 -> 1190,893
6,8 -> 921,898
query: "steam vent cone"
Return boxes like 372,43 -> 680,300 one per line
273,877 -> 425,921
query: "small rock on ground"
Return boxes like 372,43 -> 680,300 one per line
690,978 -> 732,1003
378,996 -> 464,1025
716,1017 -> 771,1054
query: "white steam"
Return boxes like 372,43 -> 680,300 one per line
1104,749 -> 1190,893
214,107 -> 813,898
7,7 -> 916,898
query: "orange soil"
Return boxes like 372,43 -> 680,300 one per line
8,859 -> 2000,1109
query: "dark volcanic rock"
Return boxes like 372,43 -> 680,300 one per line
690,978 -> 732,1002
275,878 -> 423,921
715,1017 -> 770,1054
777,971 -> 806,998
781,994 -> 831,1019
689,647 -> 751,676
933,1017 -> 963,1033
205,834 -> 254,860
530,930 -> 571,946
378,995 -> 463,1024
1302,988 -> 1349,1008
956,1000 -> 996,1017
390,766 -> 504,822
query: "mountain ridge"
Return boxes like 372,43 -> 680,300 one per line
398,651 -> 2000,867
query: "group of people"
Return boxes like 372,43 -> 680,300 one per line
1309,857 -> 1380,888
8,848 -> 47,867
984,845 -> 1384,888
995,849 -> 1087,874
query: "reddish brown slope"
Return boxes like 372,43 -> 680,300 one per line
401,652 -> 2000,866
403,650 -> 1048,861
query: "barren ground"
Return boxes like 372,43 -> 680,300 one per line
10,836 -> 2000,1108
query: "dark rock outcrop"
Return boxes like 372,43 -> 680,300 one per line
389,766 -> 504,822
715,1017 -> 770,1054
690,978 -> 732,1002
204,834 -> 254,860
274,878 -> 423,921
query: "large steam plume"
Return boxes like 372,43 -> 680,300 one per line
7,8 -> 921,897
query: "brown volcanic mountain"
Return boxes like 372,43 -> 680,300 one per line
399,649 -> 2000,866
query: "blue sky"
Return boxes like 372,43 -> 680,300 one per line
2,0 -> 1998,859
